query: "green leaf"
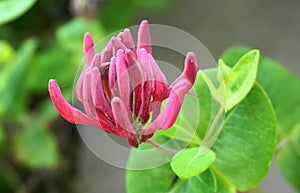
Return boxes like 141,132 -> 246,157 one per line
212,83 -> 277,190
221,46 -> 300,136
171,148 -> 216,179
126,163 -> 175,193
56,18 -> 106,64
0,38 -> 38,117
0,0 -> 37,25
0,40 -> 15,66
277,145 -> 300,192
174,169 -> 217,193
28,46 -> 76,93
219,50 -> 259,110
13,125 -> 58,169
126,161 -> 217,193
214,172 -> 236,193
290,124 -> 300,156
222,46 -> 300,193
193,70 -> 212,139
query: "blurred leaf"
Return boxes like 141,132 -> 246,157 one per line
56,18 -> 106,64
171,148 -> 215,179
0,0 -> 37,25
277,145 -> 300,192
99,0 -> 135,31
290,124 -> 300,156
13,125 -> 58,169
0,38 -> 38,117
28,46 -> 76,93
221,46 -> 300,136
219,50 -> 259,110
212,83 -> 277,190
0,40 -> 16,66
35,98 -> 67,122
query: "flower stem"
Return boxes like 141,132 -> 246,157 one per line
275,138 -> 289,155
145,139 -> 178,155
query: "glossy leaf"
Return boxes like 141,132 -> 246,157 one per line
222,45 -> 300,192
221,46 -> 300,136
171,148 -> 216,179
219,50 -> 259,110
126,161 -> 217,193
0,0 -> 37,25
174,169 -> 216,193
214,172 -> 236,193
212,83 -> 277,190
193,70 -> 212,139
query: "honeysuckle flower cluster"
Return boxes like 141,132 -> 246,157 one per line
49,20 -> 198,147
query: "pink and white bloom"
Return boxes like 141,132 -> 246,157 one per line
48,20 -> 198,147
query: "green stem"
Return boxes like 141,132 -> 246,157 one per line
275,138 -> 289,155
200,107 -> 225,155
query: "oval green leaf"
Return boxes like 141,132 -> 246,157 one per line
171,148 -> 216,179
212,83 -> 277,190
221,46 -> 300,136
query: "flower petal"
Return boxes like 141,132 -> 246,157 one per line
82,71 -> 96,117
138,49 -> 154,123
112,37 -> 127,50
83,32 -> 95,66
142,52 -> 198,135
123,29 -> 135,51
116,50 -> 131,110
147,53 -> 168,85
111,97 -> 136,142
91,67 -> 113,120
170,52 -> 198,87
137,20 -> 152,54
48,79 -> 98,127
91,53 -> 101,68
108,56 -> 117,92
101,41 -> 113,63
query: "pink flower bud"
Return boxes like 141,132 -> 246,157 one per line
48,20 -> 198,147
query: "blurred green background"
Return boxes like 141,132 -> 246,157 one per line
0,0 -> 299,193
